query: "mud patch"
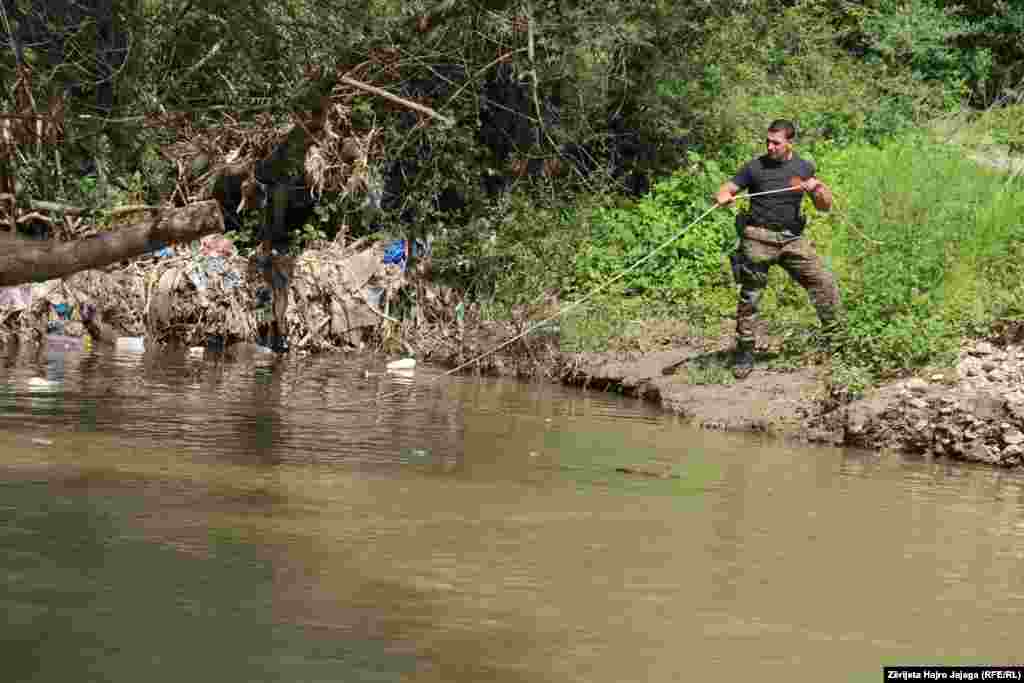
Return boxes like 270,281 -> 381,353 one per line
561,344 -> 829,438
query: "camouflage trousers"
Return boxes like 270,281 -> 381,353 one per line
734,225 -> 843,350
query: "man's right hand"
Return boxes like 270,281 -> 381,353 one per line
715,181 -> 740,206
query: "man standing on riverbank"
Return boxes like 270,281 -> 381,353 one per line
715,119 -> 842,379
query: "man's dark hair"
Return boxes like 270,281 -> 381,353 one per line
768,119 -> 797,140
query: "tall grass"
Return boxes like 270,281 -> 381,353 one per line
817,136 -> 1024,374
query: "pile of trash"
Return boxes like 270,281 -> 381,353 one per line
0,234 -> 409,353
0,69 -> 472,355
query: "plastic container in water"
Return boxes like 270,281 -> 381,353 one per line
385,358 -> 416,371
115,337 -> 145,353
27,376 -> 60,391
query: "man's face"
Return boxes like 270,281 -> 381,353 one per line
765,130 -> 793,161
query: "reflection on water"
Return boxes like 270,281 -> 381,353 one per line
1,343 -> 1023,681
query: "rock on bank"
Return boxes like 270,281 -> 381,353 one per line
827,340 -> 1024,469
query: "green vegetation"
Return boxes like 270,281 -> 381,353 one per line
674,356 -> 737,388
3,0 -> 1024,391
557,128 -> 1024,388
820,135 -> 1024,375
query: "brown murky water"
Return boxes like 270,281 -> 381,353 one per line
2,344 -> 1023,682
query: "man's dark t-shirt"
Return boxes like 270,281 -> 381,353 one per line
731,153 -> 815,229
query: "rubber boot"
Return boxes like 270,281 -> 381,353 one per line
732,343 -> 755,380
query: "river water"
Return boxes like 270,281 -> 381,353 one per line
1,344 -> 1023,682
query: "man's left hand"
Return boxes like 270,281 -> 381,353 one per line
799,178 -> 822,193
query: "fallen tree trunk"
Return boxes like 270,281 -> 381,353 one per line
0,200 -> 224,287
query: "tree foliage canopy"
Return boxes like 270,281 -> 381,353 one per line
1,0 -> 1021,251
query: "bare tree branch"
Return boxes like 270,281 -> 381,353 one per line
340,75 -> 455,127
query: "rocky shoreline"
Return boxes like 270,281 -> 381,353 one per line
549,336 -> 1024,471
830,340 -> 1024,468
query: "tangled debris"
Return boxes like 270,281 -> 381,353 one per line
0,229 -> 563,374
0,64 -> 471,352
0,234 -> 408,352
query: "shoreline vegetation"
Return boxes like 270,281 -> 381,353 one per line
2,1 -> 1024,467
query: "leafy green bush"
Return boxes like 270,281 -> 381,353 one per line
852,0 -> 992,100
670,0 -> 943,152
572,155 -> 734,306
431,188 -> 592,310
817,135 -> 1024,374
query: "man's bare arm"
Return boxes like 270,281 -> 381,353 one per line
716,181 -> 740,206
799,177 -> 832,212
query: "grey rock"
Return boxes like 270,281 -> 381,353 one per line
965,440 -> 997,464
964,394 -> 1006,421
906,378 -> 929,394
972,341 -> 996,356
1002,429 -> 1024,445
